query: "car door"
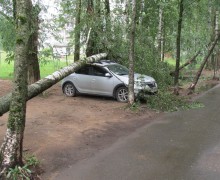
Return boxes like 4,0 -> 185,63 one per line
89,66 -> 114,96
73,65 -> 93,93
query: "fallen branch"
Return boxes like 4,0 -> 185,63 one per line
170,50 -> 200,76
0,53 -> 107,116
188,32 -> 220,94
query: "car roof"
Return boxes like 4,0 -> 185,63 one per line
92,60 -> 117,67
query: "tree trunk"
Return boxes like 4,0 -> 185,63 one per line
128,0 -> 137,105
105,0 -> 110,15
104,0 -> 111,36
174,0 -> 184,95
28,4 -> 40,84
1,1 -> 40,84
86,30 -> 97,57
125,0 -> 131,26
124,0 -> 131,42
0,53 -> 107,117
188,32 -> 220,94
213,10 -> 219,79
170,50 -> 200,76
86,0 -> 96,57
0,0 -> 31,177
158,5 -> 164,61
74,0 -> 81,61
206,6 -> 216,70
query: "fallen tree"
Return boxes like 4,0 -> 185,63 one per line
0,53 -> 107,116
170,50 -> 201,76
188,32 -> 220,94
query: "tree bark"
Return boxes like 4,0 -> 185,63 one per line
0,53 -> 107,117
74,0 -> 81,61
128,0 -> 137,105
158,5 -> 164,61
206,6 -> 216,70
213,10 -> 219,79
104,0 -> 110,15
86,0 -> 96,57
170,50 -> 200,76
188,32 -> 220,94
104,0 -> 111,34
0,0 -> 31,177
174,0 -> 184,95
28,4 -> 40,84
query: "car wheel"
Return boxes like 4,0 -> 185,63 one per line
63,83 -> 77,97
116,86 -> 128,103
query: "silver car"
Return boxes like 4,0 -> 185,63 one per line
62,60 -> 158,102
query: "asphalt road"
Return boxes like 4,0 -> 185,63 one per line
54,84 -> 220,180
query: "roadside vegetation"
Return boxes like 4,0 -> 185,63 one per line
6,154 -> 40,180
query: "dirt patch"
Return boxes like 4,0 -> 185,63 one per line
0,79 -> 159,179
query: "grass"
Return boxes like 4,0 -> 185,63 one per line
0,52 -> 74,79
0,61 -> 14,79
39,60 -> 73,78
165,57 -> 176,66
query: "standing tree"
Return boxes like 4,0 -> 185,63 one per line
174,0 -> 184,95
104,0 -> 111,32
157,2 -> 165,61
86,0 -> 95,57
128,0 -> 137,105
74,0 -> 81,61
28,3 -> 41,84
0,0 -> 31,177
0,0 -> 40,84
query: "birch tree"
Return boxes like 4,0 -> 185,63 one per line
0,0 -> 41,84
158,3 -> 165,61
0,0 -> 31,177
128,0 -> 137,105
0,53 -> 107,117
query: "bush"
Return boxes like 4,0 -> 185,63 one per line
145,89 -> 204,112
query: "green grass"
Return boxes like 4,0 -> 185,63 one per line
165,57 -> 176,66
0,52 -> 14,79
0,53 -> 74,79
39,60 -> 72,78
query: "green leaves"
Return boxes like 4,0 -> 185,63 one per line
7,165 -> 31,180
6,154 -> 40,180
146,89 -> 204,112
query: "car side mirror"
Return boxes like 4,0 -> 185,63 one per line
105,73 -> 112,78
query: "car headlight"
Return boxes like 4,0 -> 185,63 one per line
135,81 -> 157,88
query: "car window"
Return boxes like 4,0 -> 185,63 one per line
75,65 -> 90,75
91,66 -> 107,76
106,64 -> 129,75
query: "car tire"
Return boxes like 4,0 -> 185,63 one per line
116,86 -> 128,103
63,82 -> 77,97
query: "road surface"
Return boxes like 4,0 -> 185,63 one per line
54,84 -> 220,180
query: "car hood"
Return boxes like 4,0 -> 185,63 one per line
115,73 -> 155,85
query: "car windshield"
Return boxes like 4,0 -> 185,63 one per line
106,64 -> 129,75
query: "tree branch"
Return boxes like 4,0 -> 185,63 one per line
0,11 -> 13,24
0,53 -> 107,116
170,50 -> 201,76
188,32 -> 220,93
